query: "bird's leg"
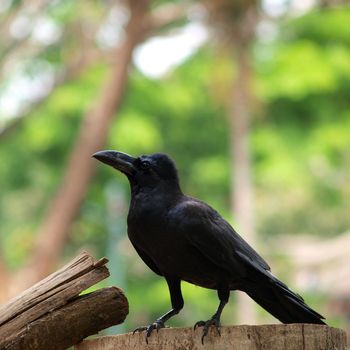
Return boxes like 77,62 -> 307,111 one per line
194,288 -> 229,344
133,277 -> 183,343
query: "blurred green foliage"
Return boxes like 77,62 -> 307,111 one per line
0,6 -> 349,329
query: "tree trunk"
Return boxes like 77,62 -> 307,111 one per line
230,46 -> 254,258
8,0 -> 149,297
228,2 -> 258,324
230,43 -> 257,324
74,324 -> 347,350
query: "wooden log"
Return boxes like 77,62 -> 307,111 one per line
74,324 -> 347,350
3,287 -> 128,350
0,251 -> 116,349
0,252 -> 107,325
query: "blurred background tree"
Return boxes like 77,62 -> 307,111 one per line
0,0 -> 349,337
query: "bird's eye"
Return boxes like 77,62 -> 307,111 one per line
140,161 -> 151,170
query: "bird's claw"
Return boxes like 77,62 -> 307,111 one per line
133,326 -> 147,334
193,320 -> 205,330
133,319 -> 166,343
194,318 -> 221,344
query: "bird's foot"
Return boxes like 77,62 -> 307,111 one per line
194,317 -> 221,344
133,319 -> 166,343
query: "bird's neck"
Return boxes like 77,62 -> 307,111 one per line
130,182 -> 183,207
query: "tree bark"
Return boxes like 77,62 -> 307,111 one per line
9,0 -> 150,296
74,324 -> 347,350
3,287 -> 128,350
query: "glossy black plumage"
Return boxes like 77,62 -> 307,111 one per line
93,150 -> 326,342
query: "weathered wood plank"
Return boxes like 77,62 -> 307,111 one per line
74,324 -> 347,350
0,251 -> 97,326
3,287 -> 128,350
0,251 -> 110,348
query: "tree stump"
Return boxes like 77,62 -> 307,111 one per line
74,324 -> 347,350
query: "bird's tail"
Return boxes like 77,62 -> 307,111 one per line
244,273 -> 326,325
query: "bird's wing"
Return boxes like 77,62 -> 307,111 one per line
130,241 -> 163,276
171,198 -> 270,277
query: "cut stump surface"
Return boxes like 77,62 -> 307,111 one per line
74,324 -> 347,350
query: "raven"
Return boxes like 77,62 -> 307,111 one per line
93,150 -> 325,342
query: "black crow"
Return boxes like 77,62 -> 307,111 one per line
93,150 -> 325,343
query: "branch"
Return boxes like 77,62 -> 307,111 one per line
0,48 -> 104,141
146,2 -> 189,34
0,0 -> 50,64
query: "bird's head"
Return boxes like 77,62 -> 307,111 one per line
93,150 -> 181,192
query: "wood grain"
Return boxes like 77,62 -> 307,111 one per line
0,252 -> 99,325
4,287 -> 128,350
74,324 -> 347,350
0,251 -> 114,349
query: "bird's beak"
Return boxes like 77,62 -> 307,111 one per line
92,150 -> 136,176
